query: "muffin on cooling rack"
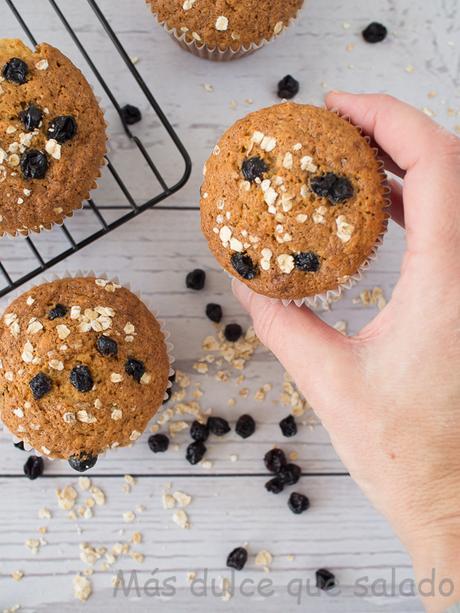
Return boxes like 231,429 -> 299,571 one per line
200,103 -> 388,301
0,277 -> 172,471
146,0 -> 304,61
0,39 -> 106,237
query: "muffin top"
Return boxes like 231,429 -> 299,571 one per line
201,103 -> 387,300
0,277 -> 170,461
147,0 -> 303,50
0,39 -> 106,236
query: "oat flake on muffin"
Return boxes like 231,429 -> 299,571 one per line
200,103 -> 388,300
0,39 -> 106,236
0,277 -> 171,469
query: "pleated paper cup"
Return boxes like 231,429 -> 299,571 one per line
149,6 -> 303,62
0,271 -> 175,462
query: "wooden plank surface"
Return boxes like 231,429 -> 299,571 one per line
0,0 -> 459,610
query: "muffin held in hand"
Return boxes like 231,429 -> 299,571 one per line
0,277 -> 171,471
200,103 -> 387,300
0,39 -> 106,237
146,0 -> 304,59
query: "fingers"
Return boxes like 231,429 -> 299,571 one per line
326,92 -> 445,172
232,280 -> 356,406
326,92 -> 460,255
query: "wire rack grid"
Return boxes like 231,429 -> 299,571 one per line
0,0 -> 193,297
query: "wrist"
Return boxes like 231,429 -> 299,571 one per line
406,531 -> 460,613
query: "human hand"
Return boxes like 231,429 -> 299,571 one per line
232,93 -> 460,613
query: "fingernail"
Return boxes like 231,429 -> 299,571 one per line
231,278 -> 252,307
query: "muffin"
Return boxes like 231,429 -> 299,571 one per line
146,0 -> 304,61
200,103 -> 387,301
0,39 -> 106,237
0,277 -> 171,471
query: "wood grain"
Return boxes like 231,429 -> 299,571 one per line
0,0 -> 458,610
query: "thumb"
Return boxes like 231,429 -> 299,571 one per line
232,280 -> 356,409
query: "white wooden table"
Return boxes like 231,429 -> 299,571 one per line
0,1 -> 458,611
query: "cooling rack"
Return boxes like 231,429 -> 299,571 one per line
0,0 -> 192,297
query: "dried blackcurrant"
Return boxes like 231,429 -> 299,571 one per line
29,372 -> 52,400
96,336 -> 118,357
20,149 -> 48,180
125,358 -> 145,383
47,115 -> 77,143
264,448 -> 287,473
242,156 -> 268,182
70,365 -> 94,393
231,253 -> 257,280
235,414 -> 255,439
294,252 -> 320,273
288,492 -> 310,514
148,433 -> 170,453
311,173 -> 354,204
2,57 -> 28,84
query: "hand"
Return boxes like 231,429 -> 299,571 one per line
233,93 -> 460,613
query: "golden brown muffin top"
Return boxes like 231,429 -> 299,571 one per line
0,277 -> 170,460
201,103 -> 387,300
147,0 -> 303,50
0,39 -> 106,236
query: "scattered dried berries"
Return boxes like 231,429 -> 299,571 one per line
148,433 -> 170,453
265,477 -> 284,494
20,149 -> 48,180
125,358 -> 145,383
277,74 -> 299,99
20,104 -> 42,131
362,22 -> 387,43
190,420 -> 209,442
186,269 -> 206,290
231,253 -> 257,280
294,252 -> 320,273
14,441 -> 25,451
235,414 -> 256,439
279,414 -> 298,437
96,335 -> 118,357
311,173 -> 354,204
278,463 -> 301,485
226,547 -> 248,571
70,365 -> 94,393
186,441 -> 207,465
264,448 -> 287,473
208,416 -> 231,436
2,57 -> 28,84
29,372 -> 52,400
120,104 -> 142,125
224,323 -> 243,343
68,453 -> 98,472
242,156 -> 268,182
316,568 -> 336,591
23,455 -> 44,479
47,115 -> 77,143
205,303 -> 223,323
288,492 -> 310,514
48,304 -> 67,320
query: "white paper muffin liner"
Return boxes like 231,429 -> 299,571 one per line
279,111 -> 391,309
152,7 -> 303,62
0,270 -> 175,461
1,42 -> 108,240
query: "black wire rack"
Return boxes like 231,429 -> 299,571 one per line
0,0 -> 192,297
